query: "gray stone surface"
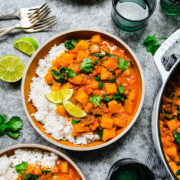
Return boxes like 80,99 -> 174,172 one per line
0,0 -> 179,179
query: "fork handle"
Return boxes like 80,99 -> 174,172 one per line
0,26 -> 18,38
0,13 -> 18,20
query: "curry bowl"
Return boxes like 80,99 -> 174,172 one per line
152,29 -> 180,179
0,144 -> 86,179
21,29 -> 145,151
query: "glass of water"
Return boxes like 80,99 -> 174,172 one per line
111,0 -> 157,32
160,0 -> 180,15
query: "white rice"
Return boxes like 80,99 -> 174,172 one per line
29,43 -> 99,144
0,149 -> 58,180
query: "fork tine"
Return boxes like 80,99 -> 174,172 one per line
35,16 -> 56,26
29,6 -> 50,22
28,3 -> 47,18
34,18 -> 56,29
33,21 -> 56,32
29,6 -> 41,11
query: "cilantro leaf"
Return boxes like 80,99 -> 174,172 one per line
92,53 -> 104,58
80,58 -> 94,73
173,131 -> 180,144
6,116 -> 23,131
15,162 -> 28,174
98,129 -> 103,140
94,75 -> 101,81
7,130 -> 20,139
64,39 -> 79,50
72,119 -> 80,125
105,52 -> 117,58
60,67 -> 76,78
51,69 -> 60,78
0,124 -> 8,137
89,96 -> 101,107
177,170 -> 180,175
118,84 -> 125,94
118,58 -> 129,71
42,170 -> 52,174
143,35 -> 156,44
0,114 -> 7,124
24,173 -> 40,180
99,82 -> 104,89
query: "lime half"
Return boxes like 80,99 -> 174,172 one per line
0,55 -> 25,82
45,89 -> 73,104
13,37 -> 38,56
63,100 -> 87,118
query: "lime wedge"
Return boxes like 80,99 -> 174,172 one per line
63,100 -> 87,118
45,91 -> 63,104
13,37 -> 38,56
60,89 -> 73,100
0,55 -> 25,82
45,89 -> 73,104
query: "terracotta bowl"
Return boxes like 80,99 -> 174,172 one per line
0,144 -> 86,179
21,29 -> 145,151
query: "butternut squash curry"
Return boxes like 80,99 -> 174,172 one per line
15,159 -> 81,180
44,34 -> 141,143
160,72 -> 180,178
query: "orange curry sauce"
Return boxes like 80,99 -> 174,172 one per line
16,159 -> 81,180
44,34 -> 141,143
160,73 -> 180,178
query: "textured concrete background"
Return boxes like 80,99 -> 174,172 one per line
0,0 -> 180,179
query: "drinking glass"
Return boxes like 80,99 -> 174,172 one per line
160,0 -> 180,15
111,0 -> 157,32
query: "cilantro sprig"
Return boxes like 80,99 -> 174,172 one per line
64,39 -> 79,50
52,67 -> 76,84
0,114 -> 23,139
118,58 -> 129,71
89,96 -> 101,107
143,35 -> 167,56
15,162 -> 28,174
80,58 -> 94,73
72,119 -> 80,125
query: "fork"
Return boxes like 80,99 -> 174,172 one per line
0,4 -> 50,38
0,5 -> 41,20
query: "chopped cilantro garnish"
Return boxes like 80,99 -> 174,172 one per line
64,39 -> 79,50
118,84 -> 125,94
118,58 -> 129,71
80,58 -> 94,73
72,119 -> 80,125
98,129 -> 104,140
89,96 -> 101,107
42,170 -> 52,174
99,82 -> 104,89
15,162 -> 28,174
94,75 -> 101,81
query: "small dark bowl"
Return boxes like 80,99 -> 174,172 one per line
108,158 -> 155,180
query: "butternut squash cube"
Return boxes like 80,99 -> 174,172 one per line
124,99 -> 133,114
55,105 -> 67,116
113,114 -> 128,127
89,44 -> 101,54
90,120 -> 99,131
102,128 -> 116,142
167,119 -> 179,132
91,34 -> 102,44
73,123 -> 90,132
59,161 -> 69,173
44,72 -> 53,85
84,103 -> 94,113
100,68 -> 112,80
75,40 -> 90,51
108,100 -> 121,114
69,75 -> 83,85
100,116 -> 113,129
90,81 -> 99,89
103,58 -> 118,71
105,83 -> 117,95
75,90 -> 89,105
166,146 -> 179,162
77,50 -> 89,63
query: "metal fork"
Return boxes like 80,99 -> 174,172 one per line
0,4 -> 50,38
0,5 -> 41,20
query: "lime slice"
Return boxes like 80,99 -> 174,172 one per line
45,91 -> 63,104
60,89 -> 73,100
0,55 -> 25,82
13,37 -> 38,56
63,100 -> 87,118
45,89 -> 73,104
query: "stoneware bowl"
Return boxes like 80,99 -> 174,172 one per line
21,29 -> 145,151
0,144 -> 86,179
152,29 -> 180,179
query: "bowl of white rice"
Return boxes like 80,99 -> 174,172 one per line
21,29 -> 145,151
0,144 -> 86,180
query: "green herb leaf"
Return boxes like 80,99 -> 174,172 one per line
176,162 -> 180,166
99,82 -> 104,89
6,116 -> 23,131
105,52 -> 117,58
51,69 -> 60,78
42,170 -> 52,174
0,114 -> 7,124
143,35 -> 156,44
24,173 -> 40,180
118,84 -> 125,94
147,40 -> 159,52
7,130 -> 20,139
92,53 -> 104,57
107,79 -> 116,83
173,131 -> 180,144
98,129 -> 103,140
89,96 -> 101,107
64,39 -> 79,50
94,75 -> 101,81
177,169 -> 180,175
118,58 -> 129,71
80,58 -> 94,73
72,119 -> 80,125
94,59 -> 100,64
177,106 -> 180,120
15,162 -> 28,174
0,124 -> 8,137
